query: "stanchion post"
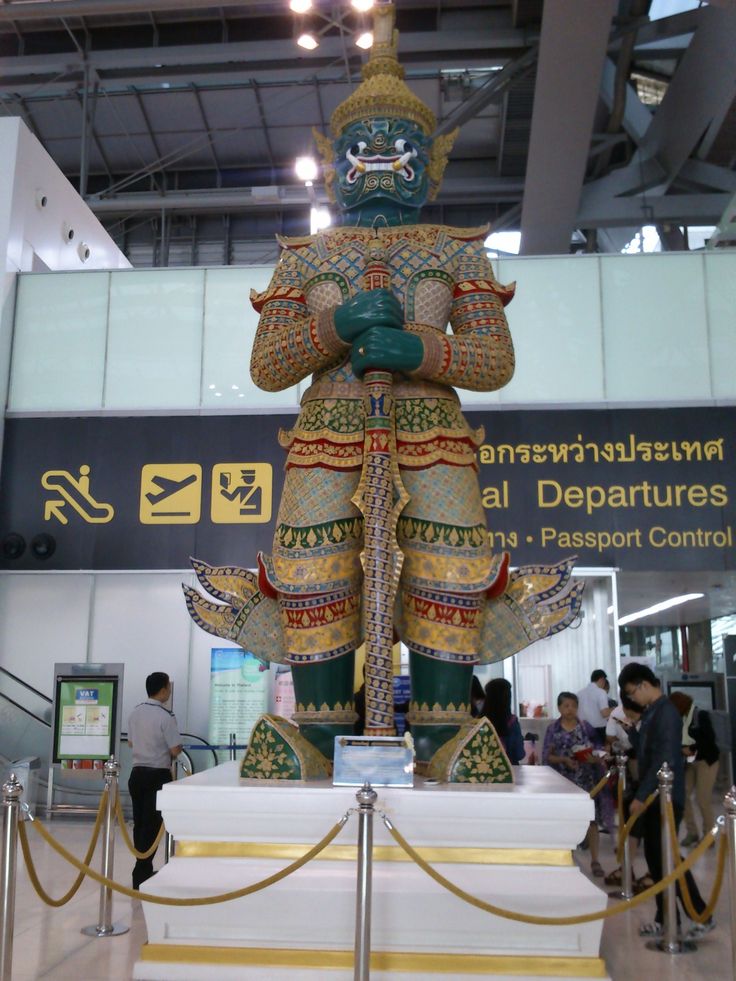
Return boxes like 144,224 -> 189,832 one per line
81,757 -> 129,938
229,733 -> 236,762
354,782 -> 377,981
1,773 -> 22,981
646,761 -> 694,955
723,787 -> 736,979
611,752 -> 633,900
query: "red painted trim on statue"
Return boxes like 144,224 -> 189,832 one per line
404,595 -> 480,628
283,594 -> 359,629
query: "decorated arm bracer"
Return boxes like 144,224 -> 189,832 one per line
409,240 -> 516,392
249,253 -> 349,392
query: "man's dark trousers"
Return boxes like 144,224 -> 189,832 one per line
128,766 -> 172,889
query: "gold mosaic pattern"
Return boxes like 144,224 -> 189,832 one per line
240,715 -> 331,781
250,224 -> 514,396
427,718 -> 514,784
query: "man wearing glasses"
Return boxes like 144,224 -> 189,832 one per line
618,662 -> 714,940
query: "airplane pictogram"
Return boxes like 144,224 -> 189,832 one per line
145,473 -> 198,506
139,464 -> 202,524
42,466 -> 114,525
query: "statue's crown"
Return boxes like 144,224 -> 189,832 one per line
329,3 -> 436,137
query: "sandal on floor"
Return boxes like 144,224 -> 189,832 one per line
633,874 -> 654,894
639,921 -> 663,937
604,866 -> 622,885
591,860 -> 604,877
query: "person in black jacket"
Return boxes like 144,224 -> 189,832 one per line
670,691 -> 720,846
619,663 -> 715,941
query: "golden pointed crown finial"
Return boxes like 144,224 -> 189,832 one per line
329,1 -> 437,138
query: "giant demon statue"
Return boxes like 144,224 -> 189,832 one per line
185,3 -> 582,774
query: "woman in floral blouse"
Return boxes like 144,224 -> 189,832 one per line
543,691 -> 606,878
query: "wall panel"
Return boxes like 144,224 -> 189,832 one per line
704,251 -> 736,400
9,272 -> 109,411
87,573 -> 194,730
105,270 -> 205,409
201,267 -> 300,410
497,256 -> 604,404
601,254 -> 710,402
0,573 -> 93,695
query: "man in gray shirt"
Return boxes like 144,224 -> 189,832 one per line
127,672 -> 182,889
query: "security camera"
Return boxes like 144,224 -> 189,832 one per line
1,533 -> 26,560
30,533 -> 56,560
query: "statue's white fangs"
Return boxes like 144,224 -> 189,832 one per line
345,144 -> 418,183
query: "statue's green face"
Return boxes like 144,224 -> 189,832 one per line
333,117 -> 430,215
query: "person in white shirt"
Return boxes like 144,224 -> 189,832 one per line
603,693 -> 644,889
606,696 -> 642,755
127,672 -> 182,889
577,669 -> 613,740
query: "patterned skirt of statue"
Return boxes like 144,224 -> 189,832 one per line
264,379 -> 499,666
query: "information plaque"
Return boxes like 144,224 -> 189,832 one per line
50,662 -> 124,766
333,734 -> 414,787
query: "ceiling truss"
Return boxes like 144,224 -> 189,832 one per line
0,0 -> 732,263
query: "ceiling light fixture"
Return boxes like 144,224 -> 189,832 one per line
617,593 -> 705,626
295,156 -> 318,182
297,32 -> 319,50
356,31 -> 373,49
351,0 -> 375,11
290,0 -> 313,11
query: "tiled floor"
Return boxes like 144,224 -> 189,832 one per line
4,809 -> 730,980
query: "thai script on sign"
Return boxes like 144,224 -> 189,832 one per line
478,435 -> 725,466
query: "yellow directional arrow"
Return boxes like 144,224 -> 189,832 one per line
44,500 -> 68,525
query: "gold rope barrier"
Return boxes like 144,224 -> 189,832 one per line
20,812 -> 348,906
589,768 -> 612,800
383,814 -> 718,927
114,790 -> 165,861
616,790 -> 658,864
18,788 -> 108,908
664,798 -> 727,924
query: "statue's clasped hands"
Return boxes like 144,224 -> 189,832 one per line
334,288 -> 423,376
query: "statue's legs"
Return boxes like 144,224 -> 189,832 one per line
271,455 -> 363,759
290,651 -> 356,758
407,650 -> 474,761
397,454 -> 491,762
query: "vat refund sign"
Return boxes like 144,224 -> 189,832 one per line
0,407 -> 733,571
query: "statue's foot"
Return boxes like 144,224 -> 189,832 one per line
426,718 -> 514,784
240,714 -> 332,781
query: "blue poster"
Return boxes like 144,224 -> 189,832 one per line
208,648 -> 269,750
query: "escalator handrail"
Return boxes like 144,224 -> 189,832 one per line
0,690 -> 50,727
0,665 -> 52,703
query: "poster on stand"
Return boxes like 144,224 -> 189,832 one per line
209,648 -> 269,757
51,664 -> 123,765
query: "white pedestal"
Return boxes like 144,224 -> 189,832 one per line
133,762 -> 610,980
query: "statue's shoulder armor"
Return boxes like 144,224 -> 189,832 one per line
275,225 -> 490,252
432,223 -> 491,243
276,233 -> 319,251
276,228 -> 365,251
392,224 -> 491,256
